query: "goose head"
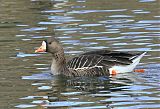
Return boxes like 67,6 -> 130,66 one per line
35,37 -> 63,54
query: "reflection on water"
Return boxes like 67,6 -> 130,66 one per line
0,0 -> 160,109
20,64 -> 160,108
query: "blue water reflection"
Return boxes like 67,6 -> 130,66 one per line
0,0 -> 158,109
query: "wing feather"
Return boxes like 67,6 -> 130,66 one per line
66,50 -> 144,76
81,50 -> 140,61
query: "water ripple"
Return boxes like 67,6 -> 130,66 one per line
7,0 -> 160,109
80,24 -> 103,27
68,9 -> 127,14
42,10 -> 65,13
136,20 -> 160,24
139,0 -> 156,2
109,15 -> 134,18
17,52 -> 41,58
15,104 -> 37,108
100,19 -> 134,24
21,27 -> 47,32
42,101 -> 94,107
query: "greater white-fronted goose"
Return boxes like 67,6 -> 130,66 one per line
35,37 -> 146,77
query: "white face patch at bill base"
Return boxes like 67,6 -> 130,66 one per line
41,41 -> 47,51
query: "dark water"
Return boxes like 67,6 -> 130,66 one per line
0,0 -> 160,109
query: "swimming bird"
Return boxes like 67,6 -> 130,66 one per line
35,37 -> 146,77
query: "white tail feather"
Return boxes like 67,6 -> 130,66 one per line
109,52 -> 146,74
132,52 -> 146,63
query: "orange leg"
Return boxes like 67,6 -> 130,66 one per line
111,69 -> 118,75
134,69 -> 145,73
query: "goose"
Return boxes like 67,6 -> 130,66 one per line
35,37 -> 146,77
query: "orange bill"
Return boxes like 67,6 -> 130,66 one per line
35,41 -> 46,53
35,46 -> 45,53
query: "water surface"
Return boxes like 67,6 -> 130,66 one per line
0,0 -> 160,109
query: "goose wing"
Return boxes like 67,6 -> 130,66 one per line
67,55 -> 108,76
81,50 -> 141,62
67,54 -> 134,76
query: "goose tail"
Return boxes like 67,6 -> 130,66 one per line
109,52 -> 146,74
132,52 -> 147,64
126,52 -> 147,72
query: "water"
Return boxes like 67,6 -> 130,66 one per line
0,0 -> 159,108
